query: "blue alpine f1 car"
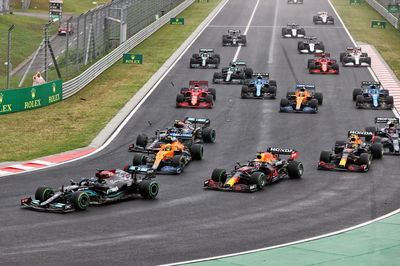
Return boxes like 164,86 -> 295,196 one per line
241,73 -> 277,99
353,81 -> 393,109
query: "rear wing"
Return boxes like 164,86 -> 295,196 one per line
228,29 -> 241,34
184,117 -> 210,125
126,165 -> 155,174
304,36 -> 316,40
317,11 -> 328,15
199,48 -> 214,53
361,81 -> 380,87
315,53 -> 330,57
231,61 -> 247,66
348,130 -> 374,137
296,84 -> 315,89
267,147 -> 298,160
375,117 -> 399,124
346,47 -> 361,51
167,133 -> 194,140
189,80 -> 208,86
252,73 -> 269,78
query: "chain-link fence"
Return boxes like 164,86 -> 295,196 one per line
16,0 -> 185,86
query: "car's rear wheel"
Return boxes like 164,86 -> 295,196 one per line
208,88 -> 216,100
202,128 -> 216,143
244,68 -> 253,78
287,161 -> 303,179
205,94 -> 213,104
190,144 -> 203,160
315,92 -> 323,105
371,143 -> 383,159
136,133 -> 148,147
35,187 -> 54,202
71,191 -> 90,211
139,180 -> 159,199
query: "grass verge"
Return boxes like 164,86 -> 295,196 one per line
10,0 -> 110,14
0,0 -> 222,162
331,0 -> 400,78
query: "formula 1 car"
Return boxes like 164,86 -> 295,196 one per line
280,84 -> 323,113
241,73 -> 277,99
340,47 -> 371,67
222,30 -> 247,46
20,166 -> 159,213
298,36 -> 325,54
213,61 -> 253,84
176,81 -> 216,108
308,53 -> 339,74
318,130 -> 383,172
190,48 -> 220,69
282,23 -> 306,38
365,117 -> 400,155
129,117 -> 216,151
204,148 -> 303,192
288,0 -> 303,3
352,81 -> 393,109
313,12 -> 334,24
131,137 -> 203,174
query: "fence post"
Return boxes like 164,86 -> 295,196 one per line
6,24 -> 15,90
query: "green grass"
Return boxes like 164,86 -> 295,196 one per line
11,0 -> 110,14
0,0 -> 222,162
331,0 -> 400,78
0,14 -> 50,79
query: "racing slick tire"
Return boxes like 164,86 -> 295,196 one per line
241,85 -> 248,98
249,172 -> 267,189
213,72 -> 222,82
71,191 -> 90,211
136,133 -> 148,147
386,96 -> 394,106
211,168 -> 227,183
327,16 -> 334,23
365,57 -> 371,65
370,143 -> 384,159
316,43 -> 325,52
332,63 -> 339,71
205,94 -> 214,104
172,155 -> 186,168
133,154 -> 147,166
190,144 -> 204,160
281,28 -> 288,36
309,62 -> 316,70
189,58 -> 197,68
340,53 -> 346,62
139,180 -> 159,199
365,126 -> 377,135
309,98 -> 318,108
313,16 -> 319,23
280,98 -> 290,107
315,92 -> 323,105
356,95 -> 365,107
214,54 -> 221,63
208,88 -> 216,101
244,68 -> 253,78
307,59 -> 314,68
298,42 -> 306,51
176,94 -> 185,103
267,86 -> 277,98
298,29 -> 306,36
359,153 -> 370,169
222,36 -> 230,46
352,89 -> 362,101
35,187 -> 54,202
320,151 -> 332,163
287,161 -> 303,179
240,35 -> 247,46
202,128 -> 216,143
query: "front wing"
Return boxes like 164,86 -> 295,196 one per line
317,161 -> 368,172
204,179 -> 258,192
176,102 -> 213,108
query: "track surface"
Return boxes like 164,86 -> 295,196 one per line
1,0 -> 399,265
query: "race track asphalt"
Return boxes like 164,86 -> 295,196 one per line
1,0 -> 399,265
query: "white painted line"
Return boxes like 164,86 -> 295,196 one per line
232,0 -> 260,62
268,0 -> 279,64
0,0 -> 231,178
163,208 -> 400,266
0,170 -> 13,176
30,160 -> 55,166
208,25 -> 344,29
5,164 -> 36,171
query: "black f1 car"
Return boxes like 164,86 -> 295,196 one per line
353,81 -> 393,109
318,130 -> 383,172
204,148 -> 303,192
298,36 -> 325,54
280,84 -> 323,113
313,12 -> 334,24
366,117 -> 400,155
340,47 -> 371,67
222,29 -> 247,46
241,73 -> 277,99
190,48 -> 220,69
288,0 -> 303,3
20,167 -> 159,213
213,61 -> 253,84
282,23 -> 306,38
129,117 -> 216,152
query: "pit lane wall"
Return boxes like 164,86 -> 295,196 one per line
366,0 -> 399,29
0,80 -> 62,114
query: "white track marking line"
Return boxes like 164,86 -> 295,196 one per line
209,25 -> 343,28
0,0 -> 231,179
30,160 -> 55,166
232,0 -> 260,61
0,170 -> 14,176
268,0 -> 279,64
6,164 -> 37,171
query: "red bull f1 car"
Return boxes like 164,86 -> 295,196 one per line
308,53 -> 339,74
204,148 -> 303,192
318,131 -> 383,172
176,81 -> 216,108
340,47 -> 371,67
280,84 -> 323,113
20,166 -> 158,213
366,117 -> 400,155
190,48 -> 220,69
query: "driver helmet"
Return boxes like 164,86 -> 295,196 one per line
387,121 -> 395,128
349,134 -> 361,143
194,84 -> 200,89
165,145 -> 172,151
300,87 -> 305,92
174,120 -> 185,128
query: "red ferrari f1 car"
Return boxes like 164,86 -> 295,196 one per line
308,53 -> 339,74
176,81 -> 216,108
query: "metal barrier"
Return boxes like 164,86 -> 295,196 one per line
365,0 -> 399,28
62,0 -> 195,99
